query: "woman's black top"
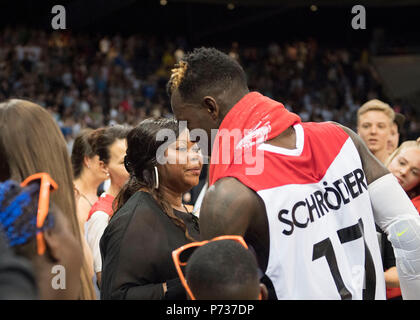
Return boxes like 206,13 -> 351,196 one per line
100,191 -> 200,300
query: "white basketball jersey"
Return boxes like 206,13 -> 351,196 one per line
217,122 -> 386,299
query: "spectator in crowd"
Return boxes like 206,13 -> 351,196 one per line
0,176 -> 83,299
357,99 -> 395,164
100,118 -> 202,300
377,137 -> 420,299
0,99 -> 96,299
72,128 -> 110,220
173,236 -> 268,300
1,27 -> 418,147
71,129 -> 109,279
356,101 -> 405,299
85,125 -> 131,287
386,138 -> 420,212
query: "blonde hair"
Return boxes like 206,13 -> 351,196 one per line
0,99 -> 96,300
385,137 -> 420,167
357,99 -> 395,125
169,60 -> 188,93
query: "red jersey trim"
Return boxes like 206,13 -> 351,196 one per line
213,122 -> 350,192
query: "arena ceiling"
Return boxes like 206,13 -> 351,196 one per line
2,0 -> 420,48
169,0 -> 420,7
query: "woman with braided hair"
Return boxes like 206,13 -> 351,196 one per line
100,117 -> 202,300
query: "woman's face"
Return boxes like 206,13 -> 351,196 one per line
388,147 -> 420,192
106,139 -> 129,189
159,129 -> 203,193
87,154 -> 108,182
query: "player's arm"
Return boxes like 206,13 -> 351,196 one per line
336,123 -> 420,299
199,177 -> 264,240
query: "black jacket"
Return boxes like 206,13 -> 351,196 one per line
100,191 -> 200,300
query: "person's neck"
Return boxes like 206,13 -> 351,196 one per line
266,126 -> 296,149
158,184 -> 183,209
74,171 -> 102,196
220,88 -> 249,120
107,182 -> 121,198
373,149 -> 389,165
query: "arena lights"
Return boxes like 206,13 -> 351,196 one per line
160,0 -> 168,6
227,3 -> 235,10
310,4 -> 318,12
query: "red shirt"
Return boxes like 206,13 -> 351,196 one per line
411,194 -> 420,214
87,193 -> 115,221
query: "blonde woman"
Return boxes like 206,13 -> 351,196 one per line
386,137 -> 420,212
376,137 -> 420,299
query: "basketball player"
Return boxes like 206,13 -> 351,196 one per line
167,47 -> 420,300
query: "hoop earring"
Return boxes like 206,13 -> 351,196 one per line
154,166 -> 159,189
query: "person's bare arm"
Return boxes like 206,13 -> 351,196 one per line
384,267 -> 400,288
199,177 -> 264,240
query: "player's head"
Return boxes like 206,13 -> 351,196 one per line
167,47 -> 249,146
357,99 -> 395,159
0,178 -> 83,299
184,239 -> 268,300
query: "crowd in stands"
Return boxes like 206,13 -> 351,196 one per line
0,26 -> 419,154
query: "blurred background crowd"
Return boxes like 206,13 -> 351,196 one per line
0,24 -> 419,154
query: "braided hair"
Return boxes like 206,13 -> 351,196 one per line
0,179 -> 54,255
114,117 -> 197,242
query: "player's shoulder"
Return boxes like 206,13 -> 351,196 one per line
325,122 -> 389,184
200,177 -> 264,238
326,121 -> 365,151
207,177 -> 258,204
299,121 -> 350,154
302,121 -> 349,138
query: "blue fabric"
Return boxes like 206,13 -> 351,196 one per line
0,180 -> 55,248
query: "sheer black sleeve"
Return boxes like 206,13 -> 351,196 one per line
100,191 -> 199,300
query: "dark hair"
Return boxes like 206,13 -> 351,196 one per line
89,125 -> 131,165
71,128 -> 95,179
0,179 -> 55,258
115,117 -> 196,241
185,240 -> 259,299
166,47 -> 248,102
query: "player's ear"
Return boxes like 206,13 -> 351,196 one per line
202,96 -> 219,121
259,283 -> 268,300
